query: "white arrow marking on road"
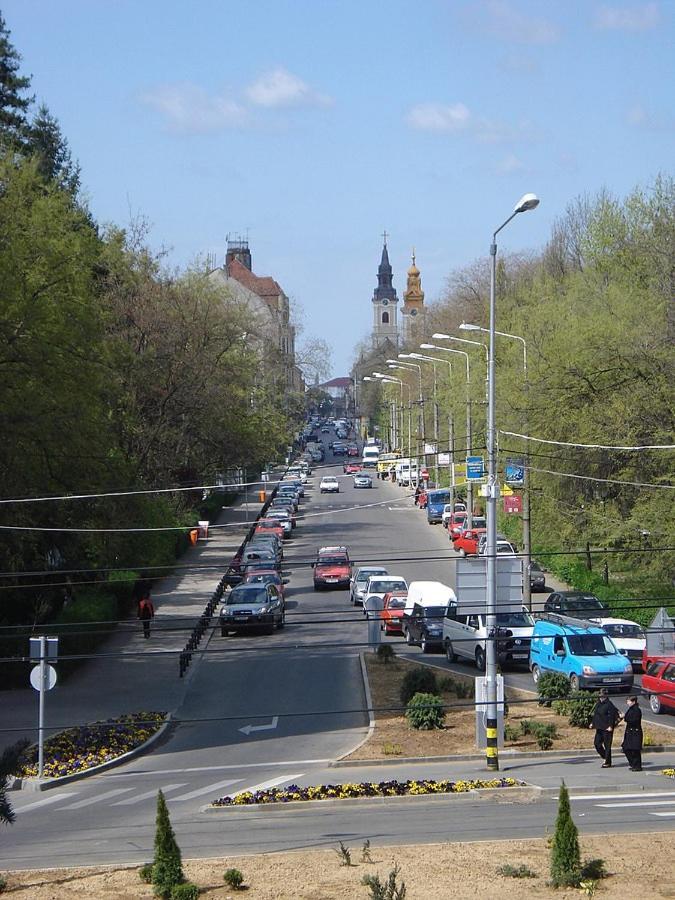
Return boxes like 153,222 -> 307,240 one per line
238,716 -> 279,736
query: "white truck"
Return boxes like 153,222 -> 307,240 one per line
395,458 -> 418,486
361,445 -> 380,469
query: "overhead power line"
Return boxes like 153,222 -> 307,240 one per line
527,465 -> 675,491
500,430 -> 675,451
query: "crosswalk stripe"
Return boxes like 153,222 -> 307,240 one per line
169,779 -> 241,802
235,773 -> 304,797
61,788 -> 133,809
570,791 -> 675,801
596,799 -> 675,808
112,783 -> 187,805
16,792 -> 79,813
651,811 -> 675,817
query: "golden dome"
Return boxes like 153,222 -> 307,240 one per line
407,249 -> 420,277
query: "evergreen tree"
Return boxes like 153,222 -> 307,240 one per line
29,102 -> 80,195
152,789 -> 184,897
0,12 -> 33,147
550,781 -> 581,887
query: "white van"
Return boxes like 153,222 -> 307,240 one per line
442,601 -> 534,671
395,458 -> 418,486
362,445 -> 380,469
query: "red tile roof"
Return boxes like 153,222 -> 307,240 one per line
227,258 -> 282,302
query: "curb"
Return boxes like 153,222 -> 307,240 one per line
333,652 -> 375,762
202,784 -> 536,813
14,713 -> 174,793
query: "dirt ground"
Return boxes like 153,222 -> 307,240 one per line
4,834 -> 675,898
346,655 -> 675,760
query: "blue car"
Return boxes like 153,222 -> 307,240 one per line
426,489 -> 453,524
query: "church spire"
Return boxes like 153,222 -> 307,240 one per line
373,233 -> 398,303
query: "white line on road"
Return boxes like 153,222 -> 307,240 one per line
169,779 -> 242,802
61,788 -> 133,809
596,800 -> 675,808
103,759 -> 332,777
651,812 -> 675,817
15,793 -> 78,813
570,791 -> 675,802
235,773 -> 304,797
112,784 -> 187,805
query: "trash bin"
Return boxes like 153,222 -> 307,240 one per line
258,490 -> 266,502
198,520 -> 209,539
189,528 -> 199,546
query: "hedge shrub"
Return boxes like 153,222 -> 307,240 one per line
400,668 -> 438,705
406,692 -> 445,730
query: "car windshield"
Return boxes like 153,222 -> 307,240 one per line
472,517 -> 486,528
386,598 -> 407,609
420,606 -> 445,621
358,570 -> 387,583
318,556 -> 348,566
428,491 -> 452,504
369,580 -> 406,593
227,588 -> 268,605
496,612 -> 532,628
603,623 -> 643,638
322,478 -> 338,483
567,597 -> 605,612
245,574 -> 277,585
567,634 -> 616,656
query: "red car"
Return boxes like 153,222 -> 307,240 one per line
242,569 -> 289,601
380,591 -> 408,635
313,545 -> 351,590
255,519 -> 285,540
452,527 -> 487,557
642,655 -> 675,714
344,462 -> 361,474
447,511 -> 467,536
347,445 -> 359,457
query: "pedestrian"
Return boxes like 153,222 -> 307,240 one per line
138,593 -> 155,639
621,695 -> 643,771
414,485 -> 421,506
590,689 -> 621,767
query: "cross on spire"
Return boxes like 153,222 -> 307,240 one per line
382,229 -> 388,247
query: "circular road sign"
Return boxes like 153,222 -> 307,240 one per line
30,664 -> 57,692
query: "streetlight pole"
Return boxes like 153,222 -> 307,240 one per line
376,373 -> 411,474
397,356 -> 426,481
420,343 -> 473,528
460,323 -> 531,609
409,354 -> 448,487
484,193 -> 539,773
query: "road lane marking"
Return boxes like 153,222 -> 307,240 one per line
61,788 -> 134,809
169,779 -> 242,802
235,772 -> 304,796
112,783 -> 187,805
103,759 -> 333,777
596,800 -> 675,808
239,716 -> 279,736
570,791 -> 675,801
15,793 -> 78,813
651,812 -> 675,817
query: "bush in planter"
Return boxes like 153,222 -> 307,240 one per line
537,672 -> 570,707
400,668 -> 438,705
223,868 -> 245,889
406,693 -> 445,730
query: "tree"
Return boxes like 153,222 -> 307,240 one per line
296,336 -> 333,386
0,12 -> 33,148
0,740 -> 29,825
152,789 -> 184,896
550,781 -> 581,887
29,103 -> 80,194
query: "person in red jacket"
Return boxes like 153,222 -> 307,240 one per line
138,595 -> 155,639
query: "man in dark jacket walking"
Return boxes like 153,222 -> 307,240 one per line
621,695 -> 643,771
590,689 -> 621,767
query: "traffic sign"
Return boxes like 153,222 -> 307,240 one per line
505,459 -> 525,485
504,495 -> 522,514
30,664 -> 57,692
466,456 -> 484,480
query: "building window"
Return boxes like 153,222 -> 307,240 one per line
382,312 -> 389,324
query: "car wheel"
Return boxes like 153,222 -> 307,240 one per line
650,694 -> 662,714
221,627 -> 228,637
475,647 -> 486,671
421,637 -> 430,654
405,629 -> 414,645
445,641 -> 457,663
531,664 -> 540,684
570,674 -> 580,692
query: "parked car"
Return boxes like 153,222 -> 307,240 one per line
453,526 -> 487,557
269,497 -> 297,526
426,489 -> 453,524
344,462 -> 361,474
591,618 -> 645,669
264,510 -> 292,536
478,537 -> 517,556
529,615 -> 633,692
350,566 -> 389,605
320,476 -> 340,493
242,569 -> 289,602
404,601 -> 446,653
364,576 -> 409,613
353,473 -> 373,488
543,591 -> 609,617
529,561 -> 546,592
446,510 -> 468,536
254,519 -> 285,540
313,545 -> 351,590
444,606 -> 534,670
220,582 -> 284,635
641,656 -> 675,714
380,591 -> 408,635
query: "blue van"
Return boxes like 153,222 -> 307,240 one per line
426,489 -> 453,524
530,615 -> 634,692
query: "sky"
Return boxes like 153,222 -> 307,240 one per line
4,0 -> 674,375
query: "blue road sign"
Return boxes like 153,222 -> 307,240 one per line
466,456 -> 484,480
505,459 -> 525,485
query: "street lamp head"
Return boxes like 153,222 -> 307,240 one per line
432,332 -> 450,340
362,376 -> 373,382
397,353 -> 412,359
514,193 -> 540,214
459,322 -> 481,332
385,358 -> 398,364
419,343 -> 435,350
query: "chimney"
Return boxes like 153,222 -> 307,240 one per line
226,236 -> 252,272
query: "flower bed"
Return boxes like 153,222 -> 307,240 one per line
15,711 -> 166,779
213,777 -> 522,806
663,768 -> 675,778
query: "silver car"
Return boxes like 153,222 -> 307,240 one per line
350,566 -> 388,606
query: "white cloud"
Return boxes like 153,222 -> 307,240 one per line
406,102 -> 471,133
464,1 -> 560,44
245,68 -> 332,108
407,101 -> 536,145
594,2 -> 660,31
140,83 -> 247,134
495,154 -> 525,175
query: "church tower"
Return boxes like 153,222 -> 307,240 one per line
371,233 -> 399,348
400,249 -> 425,346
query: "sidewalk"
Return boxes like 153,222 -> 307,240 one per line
0,481 -> 279,753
